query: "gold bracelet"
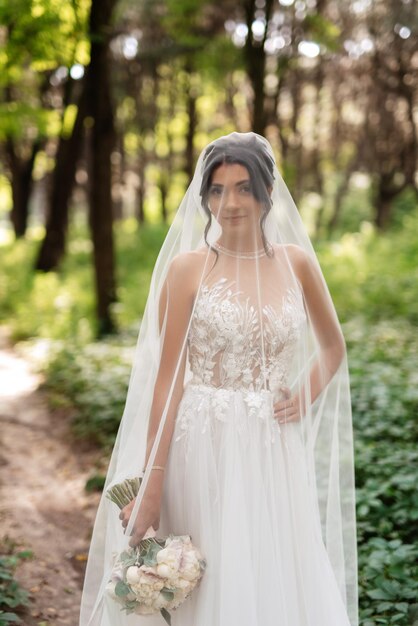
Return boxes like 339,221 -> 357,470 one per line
142,465 -> 165,473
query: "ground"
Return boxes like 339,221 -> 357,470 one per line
0,329 -> 103,626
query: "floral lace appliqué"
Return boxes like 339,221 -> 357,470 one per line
187,277 -> 306,393
175,277 -> 306,447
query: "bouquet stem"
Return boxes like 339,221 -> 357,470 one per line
106,477 -> 142,509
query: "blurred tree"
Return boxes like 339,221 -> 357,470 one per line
86,0 -> 118,335
0,0 -> 88,237
363,0 -> 418,228
36,75 -> 88,269
243,0 -> 274,134
1,0 -> 418,245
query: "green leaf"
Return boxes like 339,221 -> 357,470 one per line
160,607 -> 171,625
85,474 -> 106,492
0,612 -> 22,624
160,588 -> 175,601
141,539 -> 162,566
367,588 -> 393,601
114,581 -> 131,597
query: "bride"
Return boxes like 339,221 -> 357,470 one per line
79,132 -> 358,626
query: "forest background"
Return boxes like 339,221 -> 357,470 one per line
0,0 -> 417,624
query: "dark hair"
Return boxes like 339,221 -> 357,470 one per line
199,133 -> 275,256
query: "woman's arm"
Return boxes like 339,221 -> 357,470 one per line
120,253 -> 196,544
274,246 -> 345,423
143,254 -> 195,468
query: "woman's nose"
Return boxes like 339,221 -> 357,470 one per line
223,189 -> 240,211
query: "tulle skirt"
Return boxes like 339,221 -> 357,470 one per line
103,382 -> 351,626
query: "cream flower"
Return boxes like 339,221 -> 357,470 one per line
132,566 -> 165,602
156,541 -> 183,580
126,565 -> 141,585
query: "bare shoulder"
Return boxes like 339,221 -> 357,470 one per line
169,248 -> 209,273
272,243 -> 316,284
272,242 -> 311,266
167,248 -> 211,293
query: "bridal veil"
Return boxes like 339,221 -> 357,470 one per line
79,132 -> 358,626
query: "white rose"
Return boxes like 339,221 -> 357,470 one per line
156,544 -> 182,580
157,543 -> 182,565
174,577 -> 191,590
126,566 -> 141,585
134,567 -> 165,601
156,563 -> 173,579
180,551 -> 201,581
182,565 -> 200,581
156,547 -> 171,563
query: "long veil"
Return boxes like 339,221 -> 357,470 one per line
79,132 -> 358,626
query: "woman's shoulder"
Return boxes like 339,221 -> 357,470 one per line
272,242 -> 310,264
169,247 -> 209,271
167,248 -> 211,288
272,243 -> 316,283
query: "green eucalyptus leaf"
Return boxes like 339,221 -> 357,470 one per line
160,607 -> 172,625
115,581 -> 131,597
160,588 -> 175,601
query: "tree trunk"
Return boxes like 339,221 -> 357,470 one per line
244,0 -> 274,135
327,157 -> 359,234
86,0 -> 118,336
375,194 -> 393,229
136,144 -> 146,224
136,163 -> 146,224
6,138 -> 40,238
375,179 -> 396,230
35,83 -> 88,270
159,177 -> 168,223
185,86 -> 197,183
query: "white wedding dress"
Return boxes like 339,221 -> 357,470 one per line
103,274 -> 352,625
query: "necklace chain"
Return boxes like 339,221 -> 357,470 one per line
213,242 -> 267,259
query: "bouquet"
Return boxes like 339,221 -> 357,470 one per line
105,477 -> 206,625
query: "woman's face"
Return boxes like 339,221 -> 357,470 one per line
208,163 -> 264,235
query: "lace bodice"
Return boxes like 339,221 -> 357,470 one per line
187,277 -> 307,395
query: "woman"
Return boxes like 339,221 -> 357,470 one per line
80,132 -> 358,626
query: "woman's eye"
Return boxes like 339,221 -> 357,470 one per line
209,187 -> 222,196
239,186 -> 251,194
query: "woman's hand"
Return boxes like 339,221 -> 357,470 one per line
273,387 -> 302,424
119,477 -> 162,547
119,496 -> 161,547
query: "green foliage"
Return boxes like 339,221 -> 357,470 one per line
358,538 -> 418,624
85,474 -> 107,492
0,0 -> 82,78
317,211 -> 418,325
43,337 -> 134,446
343,319 -> 418,624
303,13 -> 342,52
163,0 -> 212,48
0,220 -> 167,341
0,547 -> 32,625
0,0 -> 89,147
0,102 -> 61,141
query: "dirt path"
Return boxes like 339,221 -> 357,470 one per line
0,330 -> 103,626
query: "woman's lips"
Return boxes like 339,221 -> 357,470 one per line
224,215 -> 245,221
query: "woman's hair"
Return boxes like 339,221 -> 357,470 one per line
199,133 -> 275,256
